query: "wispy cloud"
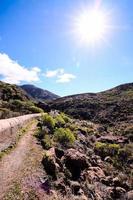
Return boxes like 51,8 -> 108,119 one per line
44,68 -> 76,83
0,53 -> 40,84
45,68 -> 64,78
56,73 -> 76,83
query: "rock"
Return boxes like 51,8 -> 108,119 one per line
104,156 -> 113,164
113,177 -> 121,187
54,178 -> 66,194
87,167 -> 105,183
42,148 -> 59,179
86,148 -> 94,157
77,128 -> 87,136
55,147 -> 64,159
101,176 -> 112,186
64,149 -> 89,180
77,188 -> 84,196
114,187 -> 126,198
90,155 -> 103,167
108,187 -> 126,199
70,181 -> 81,195
105,186 -> 126,199
89,135 -> 97,143
97,125 -> 107,133
78,134 -> 87,145
41,178 -> 51,193
97,135 -> 127,144
125,190 -> 133,200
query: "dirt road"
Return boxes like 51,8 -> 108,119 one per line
0,122 -> 45,199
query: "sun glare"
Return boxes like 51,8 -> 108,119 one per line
74,8 -> 109,45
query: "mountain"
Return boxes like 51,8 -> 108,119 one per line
50,83 -> 133,127
0,81 -> 43,119
21,84 -> 59,101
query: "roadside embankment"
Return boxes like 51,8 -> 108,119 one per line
0,114 -> 41,152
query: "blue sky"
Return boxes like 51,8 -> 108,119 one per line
0,0 -> 133,96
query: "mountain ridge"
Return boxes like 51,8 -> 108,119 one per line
49,82 -> 133,127
21,84 -> 60,101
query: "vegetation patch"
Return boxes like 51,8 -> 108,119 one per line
42,113 -> 55,130
54,128 -> 75,145
95,142 -> 120,158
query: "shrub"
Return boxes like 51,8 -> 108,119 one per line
95,142 -> 120,159
42,113 -> 55,130
67,123 -> 78,131
60,113 -> 71,123
29,105 -> 43,113
12,99 -> 26,108
55,114 -> 65,127
54,128 -> 75,145
41,135 -> 53,150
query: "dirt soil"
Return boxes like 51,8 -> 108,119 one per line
0,122 -> 48,200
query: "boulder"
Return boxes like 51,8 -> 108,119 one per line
42,148 -> 59,179
55,147 -> 64,159
115,187 -> 126,195
87,167 -> 105,183
63,149 -> 89,180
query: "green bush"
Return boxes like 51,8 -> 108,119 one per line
42,113 -> 55,130
41,135 -> 53,150
12,99 -> 26,108
67,123 -> 78,131
29,105 -> 43,113
95,142 -> 120,158
55,114 -> 65,127
54,128 -> 75,145
60,113 -> 71,123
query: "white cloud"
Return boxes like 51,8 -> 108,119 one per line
44,68 -> 76,83
56,73 -> 76,83
45,68 -> 64,78
0,53 -> 40,84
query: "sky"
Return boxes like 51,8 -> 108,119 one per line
0,0 -> 133,96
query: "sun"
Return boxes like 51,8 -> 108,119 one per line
74,9 -> 108,44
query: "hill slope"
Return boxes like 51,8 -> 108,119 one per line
0,81 -> 31,101
50,83 -> 133,126
0,81 -> 43,119
21,84 -> 59,101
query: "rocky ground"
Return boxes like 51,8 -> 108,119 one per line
36,111 -> 133,200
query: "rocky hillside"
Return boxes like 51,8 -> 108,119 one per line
0,81 -> 31,101
0,81 -> 43,119
36,111 -> 133,200
21,84 -> 59,101
50,83 -> 133,127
